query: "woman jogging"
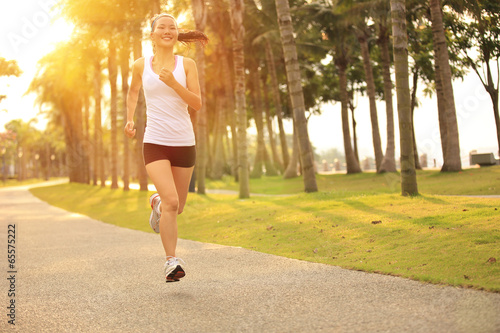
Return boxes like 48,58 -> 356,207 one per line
124,14 -> 208,282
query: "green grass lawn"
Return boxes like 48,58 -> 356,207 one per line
206,166 -> 500,196
29,166 -> 500,292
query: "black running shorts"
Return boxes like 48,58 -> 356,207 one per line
143,143 -> 196,167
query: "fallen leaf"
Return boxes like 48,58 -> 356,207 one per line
313,248 -> 318,253
463,209 -> 468,212
429,226 -> 435,229
487,257 -> 497,263
464,275 -> 470,280
266,226 -> 273,231
371,220 -> 382,225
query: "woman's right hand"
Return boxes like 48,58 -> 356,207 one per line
124,121 -> 136,138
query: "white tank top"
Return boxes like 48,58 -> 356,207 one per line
142,55 -> 195,146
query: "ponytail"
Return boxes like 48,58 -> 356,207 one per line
178,30 -> 209,47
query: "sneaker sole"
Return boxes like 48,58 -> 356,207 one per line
149,210 -> 160,233
166,266 -> 185,283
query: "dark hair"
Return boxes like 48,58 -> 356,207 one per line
151,14 -> 209,48
178,30 -> 209,47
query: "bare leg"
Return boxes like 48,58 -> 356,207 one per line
172,166 -> 195,215
146,160 -> 194,258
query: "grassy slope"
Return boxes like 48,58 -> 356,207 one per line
29,166 -> 500,291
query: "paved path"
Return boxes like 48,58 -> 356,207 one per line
1,183 -> 499,332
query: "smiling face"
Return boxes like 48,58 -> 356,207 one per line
151,16 -> 178,48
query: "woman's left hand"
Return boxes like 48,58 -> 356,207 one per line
159,68 -> 177,88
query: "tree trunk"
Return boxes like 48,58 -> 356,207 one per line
221,49 -> 239,180
339,62 -> 362,174
377,25 -> 397,173
390,0 -> 418,195
349,100 -> 360,163
357,30 -> 384,172
83,96 -> 91,183
430,0 -> 461,172
93,62 -> 105,187
108,38 -> 119,189
120,43 -> 130,191
230,0 -> 250,198
132,28 -> 148,191
410,67 -> 422,170
493,92 -> 500,157
265,38 -> 290,168
262,73 -> 283,173
283,123 -> 299,178
211,93 -> 225,179
275,0 -> 317,192
192,0 -> 208,194
250,62 -> 266,178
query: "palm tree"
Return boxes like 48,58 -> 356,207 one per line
450,0 -> 500,157
374,2 -> 397,173
119,38 -> 131,191
303,1 -> 361,174
230,0 -> 250,198
264,37 -> 289,170
108,38 -> 119,189
390,0 -> 418,195
28,40 -> 90,183
192,0 -> 209,194
261,72 -> 284,173
429,0 -> 461,172
275,0 -> 317,192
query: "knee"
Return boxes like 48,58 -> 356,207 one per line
161,197 -> 179,213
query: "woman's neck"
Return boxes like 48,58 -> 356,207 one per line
153,47 -> 175,65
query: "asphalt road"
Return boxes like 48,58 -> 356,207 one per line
0,183 -> 499,332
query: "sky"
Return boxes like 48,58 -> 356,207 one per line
1,0 -> 498,169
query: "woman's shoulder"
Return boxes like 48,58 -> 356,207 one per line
134,57 -> 146,65
181,56 -> 197,70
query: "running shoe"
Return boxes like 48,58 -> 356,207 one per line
149,193 -> 161,233
164,257 -> 186,282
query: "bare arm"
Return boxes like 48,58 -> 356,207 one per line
159,57 -> 202,111
124,58 -> 144,138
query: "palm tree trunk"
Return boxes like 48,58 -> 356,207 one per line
250,62 -> 266,178
262,73 -> 283,173
430,0 -> 461,172
349,99 -> 360,163
192,0 -> 208,194
339,62 -> 361,174
211,94 -> 225,180
410,67 -> 422,170
230,0 -> 250,198
275,0 -> 317,192
390,0 -> 418,195
284,124 -> 299,178
357,31 -> 384,172
265,38 -> 290,168
132,28 -> 148,191
83,96 -> 91,183
93,62 -> 105,187
221,49 -> 239,180
120,43 -> 130,191
108,38 -> 119,189
377,25 -> 397,173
